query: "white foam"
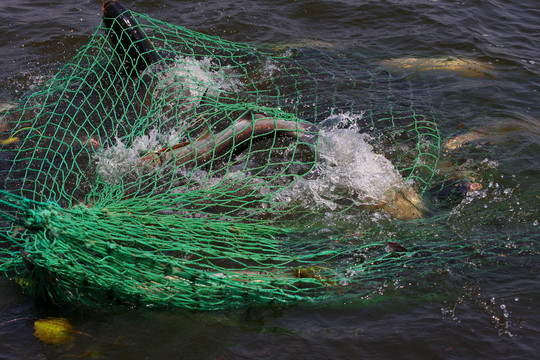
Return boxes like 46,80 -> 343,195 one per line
146,56 -> 242,121
95,130 -> 163,185
161,56 -> 238,94
274,112 -> 408,211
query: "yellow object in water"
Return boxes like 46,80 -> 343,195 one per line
34,317 -> 75,345
0,127 -> 42,145
0,136 -> 19,145
13,276 -> 33,289
380,57 -> 495,78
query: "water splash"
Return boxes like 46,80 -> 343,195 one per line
275,112 -> 420,218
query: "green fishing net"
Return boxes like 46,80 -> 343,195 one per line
0,4 -> 442,309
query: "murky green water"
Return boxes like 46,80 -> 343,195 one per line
1,0 -> 539,359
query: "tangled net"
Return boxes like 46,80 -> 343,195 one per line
0,1 -> 441,309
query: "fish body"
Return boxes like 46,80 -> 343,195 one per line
139,114 -> 318,168
381,57 -> 495,78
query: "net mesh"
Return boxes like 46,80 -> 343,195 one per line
0,3 -> 443,309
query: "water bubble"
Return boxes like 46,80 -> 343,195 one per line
534,220 -> 538,226
515,297 -> 519,302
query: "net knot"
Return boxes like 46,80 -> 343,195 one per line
22,204 -> 61,233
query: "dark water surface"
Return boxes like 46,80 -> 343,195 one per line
1,0 -> 539,359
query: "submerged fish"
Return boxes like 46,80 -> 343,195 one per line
0,102 -> 16,114
381,57 -> 495,78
